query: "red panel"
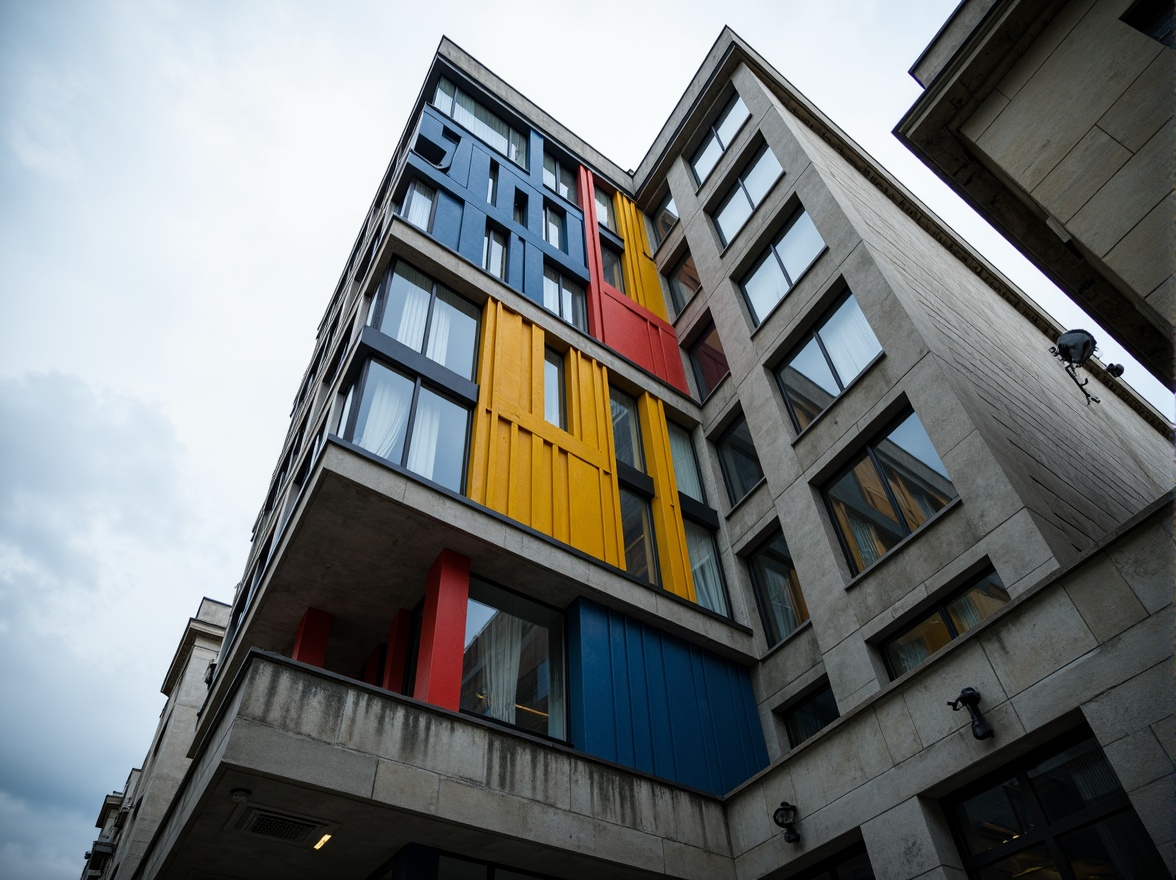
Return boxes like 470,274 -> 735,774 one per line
382,610 -> 412,694
579,166 -> 606,339
601,290 -> 691,393
413,550 -> 471,711
292,607 -> 332,667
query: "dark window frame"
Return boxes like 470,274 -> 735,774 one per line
714,413 -> 765,507
543,150 -> 579,206
779,679 -> 838,748
740,206 -> 826,326
543,202 -> 566,252
542,265 -> 588,332
685,318 -> 730,401
650,192 -> 679,249
745,529 -> 809,646
712,142 -> 783,246
610,387 -> 660,587
665,251 -> 703,316
600,242 -> 626,293
690,93 -> 751,185
668,421 -> 730,617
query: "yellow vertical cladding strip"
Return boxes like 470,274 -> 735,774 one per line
466,296 -> 622,568
636,393 -> 695,602
615,193 -> 669,321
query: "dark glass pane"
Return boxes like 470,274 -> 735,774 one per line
652,195 -> 678,247
954,775 -> 1037,855
834,851 -> 876,880
974,844 -> 1061,880
718,417 -> 764,504
783,685 -> 838,747
438,855 -> 488,880
684,520 -> 728,616
689,325 -> 730,398
610,389 -> 643,470
826,454 -> 905,574
407,388 -> 468,493
945,572 -> 1009,635
742,249 -> 787,324
885,613 -> 951,676
874,413 -> 957,532
749,534 -> 808,644
820,295 -> 881,386
742,146 -> 782,204
1057,811 -> 1170,878
352,363 -> 414,464
776,211 -> 824,284
1027,737 -> 1124,823
715,186 -> 753,244
601,246 -> 625,293
619,488 -> 657,584
780,337 -> 839,431
668,254 -> 702,312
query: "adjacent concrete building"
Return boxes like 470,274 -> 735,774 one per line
895,0 -> 1174,385
92,27 -> 1172,880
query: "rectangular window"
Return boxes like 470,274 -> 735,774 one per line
619,488 -> 659,585
747,531 -> 809,645
487,162 -> 499,205
543,348 -> 565,429
461,578 -> 566,739
343,360 -> 470,493
741,208 -> 825,324
884,570 -> 1009,677
541,266 -> 587,331
543,204 -> 565,251
781,683 -> 838,748
667,422 -> 704,503
686,321 -> 730,399
543,152 -> 578,204
691,94 -> 751,184
513,190 -> 528,226
399,180 -> 436,232
946,731 -> 1168,877
609,388 -> 644,471
716,414 -> 764,505
611,388 -> 658,586
714,144 -> 783,245
668,422 -> 729,617
482,227 -> 507,280
650,193 -> 678,249
367,261 -> 481,381
434,77 -> 528,167
665,253 -> 702,315
777,294 -> 883,432
594,185 -> 617,232
600,245 -> 625,293
825,412 -> 958,575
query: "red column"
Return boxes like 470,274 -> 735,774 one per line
382,609 -> 413,694
413,550 -> 470,711
292,607 -> 332,667
578,166 -> 606,339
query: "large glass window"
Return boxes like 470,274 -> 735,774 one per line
483,227 -> 507,281
619,488 -> 658,585
601,245 -> 625,293
434,77 -> 528,167
650,193 -> 678,249
741,208 -> 825,325
341,361 -> 470,493
543,348 -> 565,429
883,570 -> 1009,678
714,145 -> 783,245
594,185 -> 616,233
747,531 -> 809,645
691,94 -> 751,184
825,412 -> 958,575
668,422 -> 730,617
543,153 -> 578,205
543,203 -> 565,252
609,388 -> 644,471
686,321 -> 730,399
947,731 -> 1167,879
542,266 -> 587,332
367,262 -> 481,381
665,253 -> 702,316
461,578 -> 565,739
668,422 -> 704,503
716,414 -> 764,505
777,294 -> 883,432
611,388 -> 658,586
399,180 -> 436,232
781,683 -> 838,748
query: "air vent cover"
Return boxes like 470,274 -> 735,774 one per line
245,811 -> 317,842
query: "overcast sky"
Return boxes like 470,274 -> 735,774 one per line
0,1 -> 1169,876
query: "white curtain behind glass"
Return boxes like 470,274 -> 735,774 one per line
355,366 -> 412,461
387,266 -> 431,351
481,611 -> 524,724
686,522 -> 727,616
763,560 -> 800,636
822,296 -> 881,384
668,424 -> 703,501
403,183 -> 434,230
406,390 -> 443,481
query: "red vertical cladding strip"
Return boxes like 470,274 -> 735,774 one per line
292,607 -> 332,667
578,166 -> 606,340
413,550 -> 471,711
362,645 -> 385,685
382,610 -> 412,694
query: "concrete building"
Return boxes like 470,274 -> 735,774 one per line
895,0 -> 1174,385
95,28 -> 1172,880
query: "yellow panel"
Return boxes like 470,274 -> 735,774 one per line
636,393 -> 694,602
468,298 -> 623,567
615,193 -> 669,321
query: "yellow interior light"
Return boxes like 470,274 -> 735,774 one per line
313,833 -> 332,850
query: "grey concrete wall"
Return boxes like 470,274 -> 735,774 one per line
959,0 -> 1173,322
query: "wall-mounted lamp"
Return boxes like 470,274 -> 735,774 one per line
772,801 -> 800,843
948,687 -> 994,740
1049,329 -> 1124,405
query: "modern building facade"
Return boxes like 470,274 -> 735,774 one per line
896,0 -> 1174,386
93,28 -> 1172,880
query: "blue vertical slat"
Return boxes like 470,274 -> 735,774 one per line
624,617 -> 654,775
608,610 -> 633,766
642,630 -> 676,781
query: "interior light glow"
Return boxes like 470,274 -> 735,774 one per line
313,833 -> 332,850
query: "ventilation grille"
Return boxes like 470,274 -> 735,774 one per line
243,810 -> 318,843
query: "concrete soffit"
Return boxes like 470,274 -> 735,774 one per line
160,617 -> 225,699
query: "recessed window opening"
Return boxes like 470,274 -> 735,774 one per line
543,152 -> 578,204
433,77 -> 528,167
691,93 -> 751,184
780,682 -> 838,747
650,193 -> 678,248
741,207 -> 825,325
714,144 -> 783,245
665,252 -> 702,316
541,266 -> 587,332
715,414 -> 764,505
543,348 -> 566,429
747,530 -> 809,645
594,185 -> 617,233
686,320 -> 730,400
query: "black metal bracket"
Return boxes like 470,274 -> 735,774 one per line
948,686 -> 994,740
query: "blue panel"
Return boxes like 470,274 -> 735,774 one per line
567,599 -> 767,796
457,204 -> 486,267
432,191 -> 462,254
448,137 -> 472,188
523,242 -> 545,309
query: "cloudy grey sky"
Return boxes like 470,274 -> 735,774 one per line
0,1 -> 1169,876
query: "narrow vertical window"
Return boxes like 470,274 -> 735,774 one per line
686,321 -> 730,399
543,153 -> 578,204
665,252 -> 702,315
482,227 -> 507,281
542,266 -> 587,331
486,162 -> 499,206
609,388 -> 644,471
747,531 -> 809,645
650,193 -> 678,248
544,347 -> 566,429
513,190 -> 528,226
543,204 -> 565,251
716,415 -> 764,505
610,387 -> 658,586
741,208 -> 825,324
691,94 -> 751,183
399,181 -> 435,232
594,185 -> 617,232
600,245 -> 625,293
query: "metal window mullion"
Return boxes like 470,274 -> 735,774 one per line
866,443 -> 913,536
420,281 -> 440,358
400,377 -> 425,469
770,240 -> 794,289
344,361 -> 371,441
812,328 -> 847,392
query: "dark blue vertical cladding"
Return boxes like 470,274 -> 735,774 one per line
566,598 -> 769,796
396,102 -> 588,308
